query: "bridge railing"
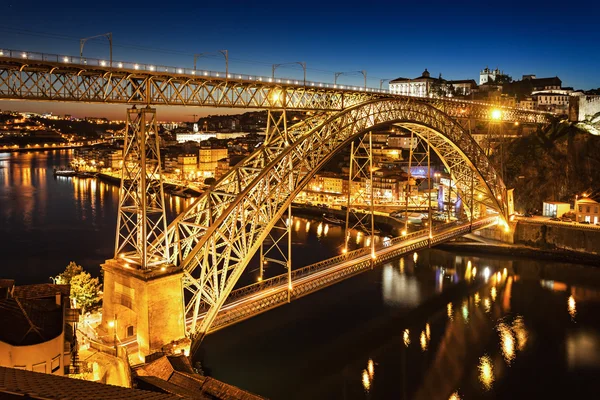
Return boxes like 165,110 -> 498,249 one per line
222,217 -> 498,305
0,48 -> 390,94
0,48 -> 559,118
192,216 -> 498,316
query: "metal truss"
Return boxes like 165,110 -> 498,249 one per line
115,106 -> 170,268
0,50 -> 552,122
206,216 -> 498,333
343,132 -> 376,257
152,97 -> 509,346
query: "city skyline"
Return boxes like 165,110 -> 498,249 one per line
1,0 -> 599,120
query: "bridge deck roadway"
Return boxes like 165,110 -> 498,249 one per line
184,216 -> 498,335
0,49 -> 552,123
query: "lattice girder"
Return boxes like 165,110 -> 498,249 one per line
0,55 -> 552,123
156,98 -> 508,341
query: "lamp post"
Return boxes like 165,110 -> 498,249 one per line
194,50 -> 229,80
107,315 -> 118,348
272,61 -> 306,86
380,79 -> 390,90
80,33 -> 112,68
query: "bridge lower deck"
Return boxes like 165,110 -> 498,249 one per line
188,216 -> 498,334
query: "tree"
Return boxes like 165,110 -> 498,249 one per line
70,272 -> 102,313
51,262 -> 102,312
51,261 -> 83,285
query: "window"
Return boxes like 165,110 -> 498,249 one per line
587,206 -> 591,213
595,207 -> 599,214
579,205 -> 582,212
51,355 -> 61,373
127,325 -> 135,337
33,362 -> 46,373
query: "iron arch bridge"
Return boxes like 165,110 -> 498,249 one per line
156,98 -> 510,342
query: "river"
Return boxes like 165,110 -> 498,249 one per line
2,150 -> 600,399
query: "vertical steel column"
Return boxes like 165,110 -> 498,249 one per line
114,106 -> 169,269
344,141 -> 355,253
404,130 -> 414,235
427,131 -> 432,240
369,132 -> 376,261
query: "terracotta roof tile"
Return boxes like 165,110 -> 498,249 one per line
0,366 -> 184,400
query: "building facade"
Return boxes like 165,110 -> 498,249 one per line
576,197 -> 599,224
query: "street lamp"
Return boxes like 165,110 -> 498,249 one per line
80,33 -> 112,68
194,50 -> 229,79
272,62 -> 307,86
334,70 -> 367,89
379,79 -> 390,90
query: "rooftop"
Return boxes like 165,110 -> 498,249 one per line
0,366 -> 183,400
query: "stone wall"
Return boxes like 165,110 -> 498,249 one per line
513,221 -> 600,255
569,95 -> 600,122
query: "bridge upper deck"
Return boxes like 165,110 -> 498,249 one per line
0,49 -> 553,123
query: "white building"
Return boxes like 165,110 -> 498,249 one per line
479,67 -> 507,85
389,69 -> 435,97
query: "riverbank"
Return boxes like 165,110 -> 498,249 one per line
440,239 -> 600,267
1,143 -> 106,153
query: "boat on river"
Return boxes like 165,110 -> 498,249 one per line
322,213 -> 345,225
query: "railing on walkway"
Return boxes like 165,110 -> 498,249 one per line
203,216 -> 498,331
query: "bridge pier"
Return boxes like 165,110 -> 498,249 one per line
99,105 -> 188,359
101,259 -> 187,359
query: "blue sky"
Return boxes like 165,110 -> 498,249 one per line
1,0 -> 599,120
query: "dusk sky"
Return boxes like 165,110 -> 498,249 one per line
1,0 -> 599,121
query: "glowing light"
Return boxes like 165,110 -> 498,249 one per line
324,224 -> 329,236
449,392 -> 461,400
491,286 -> 497,301
447,302 -> 453,320
474,292 -> 481,306
271,91 -> 281,102
134,64 -> 139,70
367,359 -> 374,377
118,62 -> 123,68
63,57 -> 69,62
568,295 -> 576,319
342,247 -> 348,254
413,252 -> 418,263
362,369 -> 371,392
160,266 -> 166,272
472,267 -> 477,278
305,221 -> 310,232
512,316 -> 528,351
401,230 -> 407,236
288,283 -> 293,291
403,329 -> 410,347
462,303 -> 469,322
258,276 -> 263,282
108,320 -> 115,328
484,298 -> 491,313
483,267 -> 491,281
420,330 -> 428,351
425,323 -> 431,340
491,109 -> 502,120
478,355 -> 494,390
496,271 -> 502,282
498,322 -> 515,365
371,251 -> 377,260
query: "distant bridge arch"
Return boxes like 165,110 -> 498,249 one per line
161,97 -> 509,341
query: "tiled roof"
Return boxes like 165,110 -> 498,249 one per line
0,298 -> 63,346
13,284 -> 70,300
0,366 -> 184,400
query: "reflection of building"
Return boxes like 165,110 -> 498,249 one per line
542,201 -> 571,218
576,197 -> 599,224
0,281 -> 77,375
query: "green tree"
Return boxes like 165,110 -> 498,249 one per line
70,272 -> 102,313
52,261 -> 83,285
51,262 -> 102,312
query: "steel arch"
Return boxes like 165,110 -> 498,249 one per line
162,98 -> 508,341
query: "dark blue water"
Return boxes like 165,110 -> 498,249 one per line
3,150 -> 600,399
